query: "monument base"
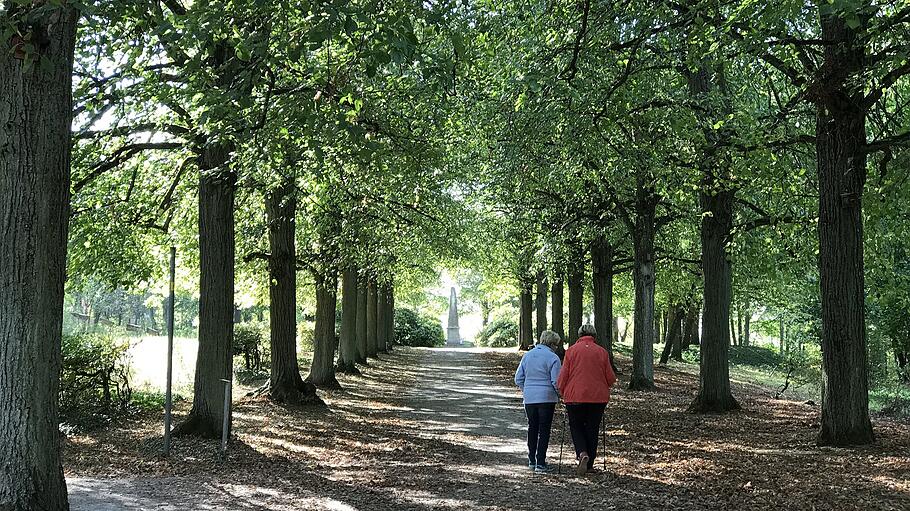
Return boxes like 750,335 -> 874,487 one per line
446,327 -> 461,346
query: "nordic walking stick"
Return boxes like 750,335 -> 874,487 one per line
557,402 -> 566,474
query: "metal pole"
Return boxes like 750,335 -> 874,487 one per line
221,378 -> 232,456
163,247 -> 176,455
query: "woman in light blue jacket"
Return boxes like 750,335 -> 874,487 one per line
514,330 -> 562,473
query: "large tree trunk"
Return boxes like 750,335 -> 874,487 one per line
629,176 -> 658,390
814,12 -> 873,446
567,252 -> 584,344
263,182 -> 319,403
519,280 -> 533,350
355,276 -> 368,363
176,141 -> 238,437
366,279 -> 379,358
691,172 -> 739,412
0,7 -> 77,508
686,59 -> 739,413
552,275 -> 565,343
336,269 -> 359,374
592,235 -> 619,373
308,269 -> 340,389
535,272 -> 548,338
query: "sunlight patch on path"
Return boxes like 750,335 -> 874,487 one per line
402,348 -> 528,466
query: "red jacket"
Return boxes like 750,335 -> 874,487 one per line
557,336 -> 617,404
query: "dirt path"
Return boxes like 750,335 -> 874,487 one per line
66,347 -> 910,510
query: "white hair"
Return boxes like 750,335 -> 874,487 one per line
578,324 -> 597,338
538,329 -> 562,348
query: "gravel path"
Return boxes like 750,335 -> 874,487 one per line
67,348 -> 537,510
66,347 -> 910,510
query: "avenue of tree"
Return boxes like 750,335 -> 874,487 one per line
2,0 -> 910,509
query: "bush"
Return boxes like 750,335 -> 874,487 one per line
60,333 -> 132,429
233,322 -> 265,371
394,308 -> 444,347
476,317 -> 519,348
728,345 -> 786,368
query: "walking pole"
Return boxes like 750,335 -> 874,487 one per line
557,403 -> 566,474
601,417 -> 607,471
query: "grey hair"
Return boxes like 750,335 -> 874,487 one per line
537,329 -> 562,348
578,323 -> 597,338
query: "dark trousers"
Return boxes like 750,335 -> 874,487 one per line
524,403 -> 556,465
566,403 -> 606,469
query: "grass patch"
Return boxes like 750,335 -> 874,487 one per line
870,383 -> 910,418
130,389 -> 186,412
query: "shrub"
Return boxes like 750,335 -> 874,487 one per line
394,308 -> 444,347
476,317 -> 519,348
233,322 -> 265,371
60,333 -> 132,429
728,345 -> 785,368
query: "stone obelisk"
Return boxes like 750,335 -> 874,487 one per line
446,287 -> 461,346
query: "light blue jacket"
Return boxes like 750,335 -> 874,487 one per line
514,345 -> 561,404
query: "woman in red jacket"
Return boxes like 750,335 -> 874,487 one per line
556,323 -> 617,475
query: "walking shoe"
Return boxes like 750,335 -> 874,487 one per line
528,459 -> 536,470
534,464 -> 555,473
576,453 -> 589,476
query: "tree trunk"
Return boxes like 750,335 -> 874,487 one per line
897,351 -> 908,383
355,276 -> 368,364
654,309 -> 662,348
660,306 -> 684,365
377,283 -> 389,353
612,317 -> 620,347
630,176 -> 657,390
730,314 -> 738,346
814,12 -> 873,446
519,282 -> 533,350
552,276 -> 565,344
176,140 -> 238,437
743,309 -> 751,347
366,279 -> 379,358
335,268 -> 360,374
0,7 -> 77,507
692,178 -> 739,411
336,269 -> 359,374
263,182 -> 319,403
535,272 -> 548,338
592,235 -> 619,373
686,58 -> 739,413
736,303 -> 743,346
308,269 -> 340,389
567,251 -> 584,344
386,285 -> 396,351
780,318 -> 787,355
481,300 -> 491,327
